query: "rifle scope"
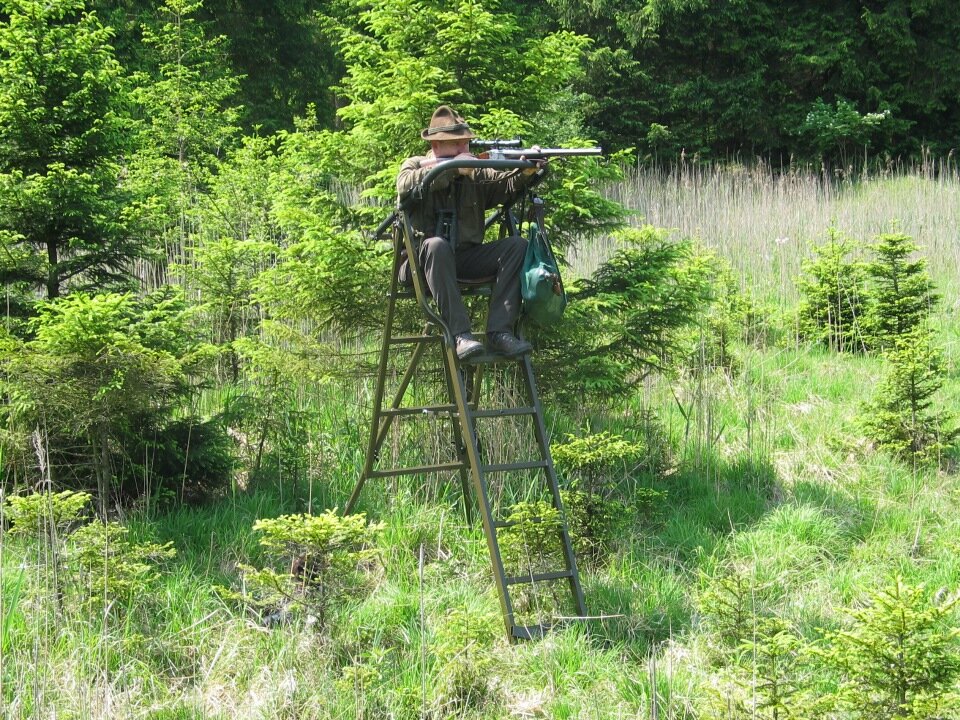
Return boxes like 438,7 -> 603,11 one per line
470,138 -> 524,148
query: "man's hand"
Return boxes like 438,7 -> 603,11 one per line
520,146 -> 546,175
454,152 -> 476,177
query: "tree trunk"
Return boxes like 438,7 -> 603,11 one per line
93,426 -> 112,514
46,239 -> 60,299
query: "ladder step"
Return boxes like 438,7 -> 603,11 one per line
510,623 -> 549,640
471,406 -> 536,418
381,404 -> 456,417
481,460 -> 548,473
368,461 -> 464,478
388,335 -> 442,345
505,570 -> 575,586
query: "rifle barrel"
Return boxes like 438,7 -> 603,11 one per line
495,147 -> 603,158
374,211 -> 397,239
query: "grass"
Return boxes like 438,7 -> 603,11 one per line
578,160 -> 960,308
3,165 -> 960,718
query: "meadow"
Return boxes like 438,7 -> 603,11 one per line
2,163 -> 959,719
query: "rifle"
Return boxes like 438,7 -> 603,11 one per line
373,145 -> 603,239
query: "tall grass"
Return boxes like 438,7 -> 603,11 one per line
576,161 -> 960,308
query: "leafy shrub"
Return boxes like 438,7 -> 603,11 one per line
335,646 -> 390,717
796,228 -> 869,352
552,431 -> 653,558
818,577 -> 960,719
552,431 -> 646,485
3,490 -> 91,612
3,491 -> 174,617
859,327 -> 957,463
226,336 -> 331,484
125,417 -> 236,505
799,98 -> 892,167
737,618 -> 807,720
497,499 -> 571,621
697,564 -> 773,647
1,290 -> 221,505
499,500 -> 563,577
685,257 -> 759,372
705,616 -> 810,719
558,487 -> 623,560
235,510 -> 382,630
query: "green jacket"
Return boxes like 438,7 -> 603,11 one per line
396,153 -> 534,248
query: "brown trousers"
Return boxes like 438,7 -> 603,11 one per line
399,235 -> 527,336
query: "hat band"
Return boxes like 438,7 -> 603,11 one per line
425,122 -> 470,135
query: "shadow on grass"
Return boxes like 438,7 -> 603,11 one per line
149,485 -> 303,575
580,451 -> 781,655
654,451 -> 780,560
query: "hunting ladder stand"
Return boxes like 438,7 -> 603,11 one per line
344,158 -> 587,640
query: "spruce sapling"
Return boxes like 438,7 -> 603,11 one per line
864,230 -> 938,350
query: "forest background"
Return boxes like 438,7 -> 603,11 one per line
1,0 -> 960,718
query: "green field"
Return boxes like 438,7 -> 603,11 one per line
3,167 -> 959,719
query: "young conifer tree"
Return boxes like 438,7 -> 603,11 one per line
863,230 -> 938,349
860,326 -> 957,462
821,577 -> 960,718
0,0 -> 139,303
797,228 -> 868,352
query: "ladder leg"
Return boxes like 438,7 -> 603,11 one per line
518,354 -> 588,618
441,353 -> 475,524
441,344 -> 517,637
345,276 -> 400,515
370,326 -> 432,452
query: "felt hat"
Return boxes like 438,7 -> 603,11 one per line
421,105 -> 475,141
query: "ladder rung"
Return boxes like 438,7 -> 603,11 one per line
510,623 -> 549,640
368,461 -> 464,478
393,286 -> 491,298
481,460 -> 548,473
381,404 -> 456,416
388,335 -> 442,345
505,570 -> 575,586
464,353 -> 526,366
471,407 -> 536,418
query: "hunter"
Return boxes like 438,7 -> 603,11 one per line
397,105 -> 541,360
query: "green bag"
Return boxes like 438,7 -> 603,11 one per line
521,222 -> 567,326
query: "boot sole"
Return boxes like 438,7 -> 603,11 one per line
456,344 -> 485,360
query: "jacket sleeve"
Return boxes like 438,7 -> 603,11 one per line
476,166 -> 543,209
397,156 -> 455,199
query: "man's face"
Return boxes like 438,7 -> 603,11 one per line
431,138 -> 469,158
